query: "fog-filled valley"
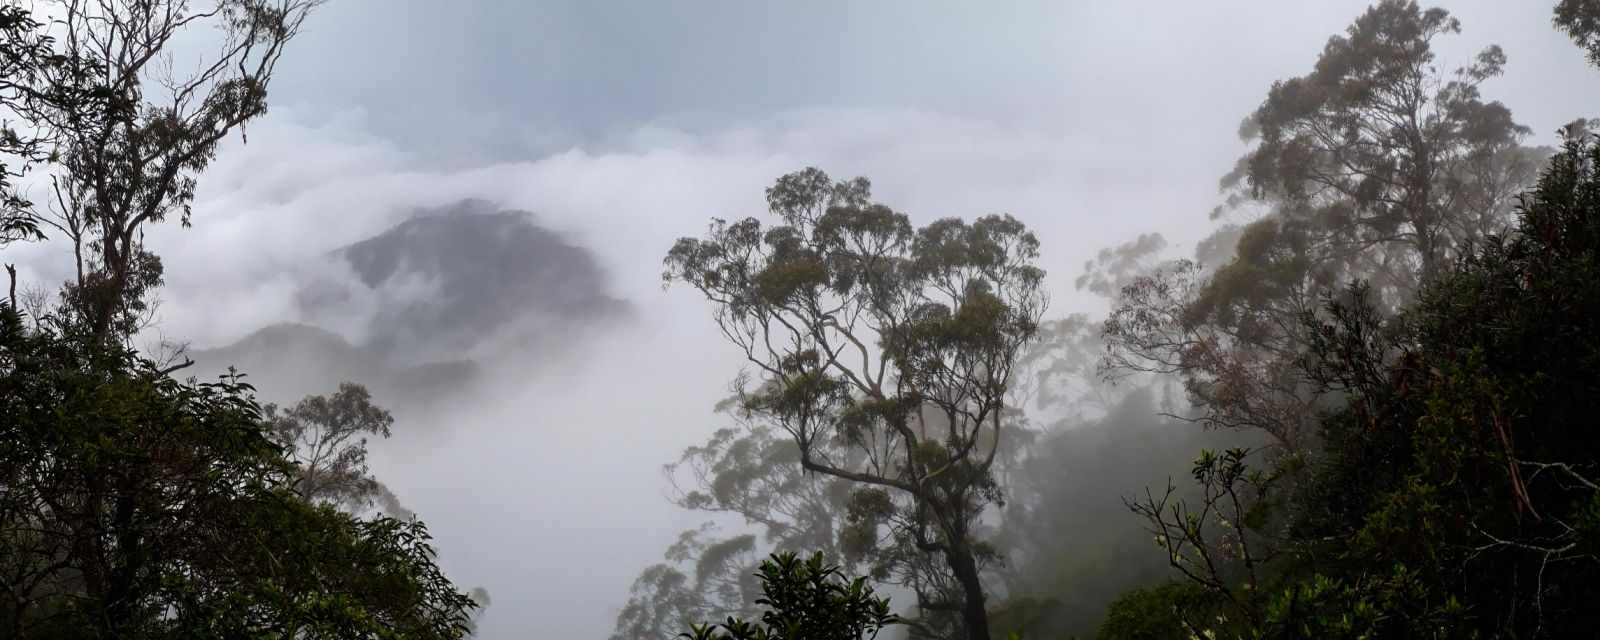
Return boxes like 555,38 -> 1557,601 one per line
4,2 -> 1600,639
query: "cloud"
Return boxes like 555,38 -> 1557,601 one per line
149,106 -> 1248,350
8,1 -> 1596,631
80,105 -> 1226,638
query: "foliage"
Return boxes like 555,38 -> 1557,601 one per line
0,4 -> 94,251
670,420 -> 856,559
1285,130 -> 1600,637
0,308 -> 477,639
1555,0 -> 1600,67
665,168 -> 1046,640
679,552 -> 898,640
1095,581 -> 1222,640
1104,0 -> 1546,451
613,416 -> 865,640
264,380 -> 498,632
1118,131 -> 1600,639
614,524 -> 765,640
622,380 -> 1039,640
989,388 -> 1252,639
1123,445 -> 1289,634
1224,0 -> 1538,287
15,0 -> 320,340
0,4 -> 488,637
266,382 -> 411,515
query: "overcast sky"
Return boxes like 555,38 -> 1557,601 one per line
21,2 -> 1596,638
265,1 -> 1599,159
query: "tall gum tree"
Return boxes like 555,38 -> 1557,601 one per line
1104,0 -> 1546,450
665,169 -> 1046,640
22,0 -> 320,341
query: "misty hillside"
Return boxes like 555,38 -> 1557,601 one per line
326,199 -> 628,362
190,322 -> 477,406
194,199 -> 628,404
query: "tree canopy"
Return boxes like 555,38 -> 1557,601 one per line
0,308 -> 477,638
1102,128 -> 1600,640
1105,0 -> 1548,451
679,552 -> 898,640
0,2 -> 484,638
665,168 -> 1046,640
1556,0 -> 1600,67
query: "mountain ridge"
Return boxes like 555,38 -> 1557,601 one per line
192,199 -> 629,406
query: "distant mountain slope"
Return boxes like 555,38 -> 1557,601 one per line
304,199 -> 629,365
190,323 -> 476,405
193,199 -> 628,406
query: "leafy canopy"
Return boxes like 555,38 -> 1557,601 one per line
0,308 -> 478,639
680,552 -> 898,640
665,168 -> 1046,640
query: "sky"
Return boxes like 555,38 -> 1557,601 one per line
11,2 -> 1600,638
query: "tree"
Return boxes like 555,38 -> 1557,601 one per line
1226,0 -> 1538,290
613,417 -> 859,640
0,6 -> 76,248
1105,0 -> 1546,450
0,3 -> 117,308
16,0 -> 320,341
266,381 -> 413,516
1287,128 -> 1600,637
620,394 -> 1037,639
0,2 -> 483,636
679,552 -> 899,640
1094,581 -> 1220,640
0,308 -> 478,639
264,382 -> 503,631
614,525 -> 766,640
1109,129 -> 1600,639
957,233 -> 1267,639
665,168 -> 1046,640
1556,0 -> 1600,67
988,388 -> 1251,639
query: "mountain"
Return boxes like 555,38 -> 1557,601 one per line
189,323 -> 476,406
192,199 -> 627,406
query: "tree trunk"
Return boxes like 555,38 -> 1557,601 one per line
945,541 -> 990,640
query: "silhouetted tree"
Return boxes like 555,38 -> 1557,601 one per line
680,552 -> 898,640
0,308 -> 477,638
21,0 -> 319,341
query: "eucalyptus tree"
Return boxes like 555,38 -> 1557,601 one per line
18,0 -> 320,340
1556,0 -> 1600,67
665,168 -> 1046,640
618,394 -> 1040,639
1104,0 -> 1546,449
0,5 -> 74,251
265,382 -> 409,515
612,419 -> 859,639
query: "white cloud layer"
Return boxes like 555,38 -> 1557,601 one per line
4,1 -> 1596,633
100,106 -> 1233,638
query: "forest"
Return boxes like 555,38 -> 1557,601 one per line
2,1 -> 1600,639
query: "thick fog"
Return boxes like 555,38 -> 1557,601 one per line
9,2 -> 1599,638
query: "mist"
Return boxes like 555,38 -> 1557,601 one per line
5,1 -> 1600,639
